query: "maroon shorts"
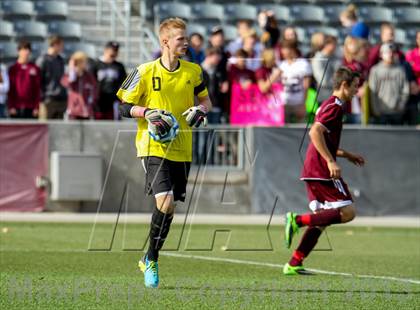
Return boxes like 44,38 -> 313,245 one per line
305,178 -> 353,212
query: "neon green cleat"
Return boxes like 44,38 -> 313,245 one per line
284,212 -> 299,248
283,263 -> 307,275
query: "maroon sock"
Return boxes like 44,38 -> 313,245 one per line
296,209 -> 341,227
289,226 -> 323,266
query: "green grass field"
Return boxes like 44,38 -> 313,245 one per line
1,221 -> 419,309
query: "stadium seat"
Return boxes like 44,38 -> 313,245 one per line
191,3 -> 224,24
154,2 -> 192,22
30,41 -> 48,59
0,41 -> 17,63
278,0 -> 312,5
35,1 -> 68,21
0,20 -> 15,41
294,26 -> 308,43
394,7 -> 420,26
313,0 -> 347,5
290,5 -> 325,26
224,4 -> 257,24
383,0 -> 418,7
323,5 -> 347,26
187,23 -> 207,37
1,0 -> 35,21
257,4 -> 290,25
48,21 -> 82,41
63,42 -> 96,59
350,0 -> 383,7
220,24 -> 237,42
14,20 -> 48,41
358,7 -> 393,26
307,26 -> 340,38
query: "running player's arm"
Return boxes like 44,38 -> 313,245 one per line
194,70 -> 212,112
337,149 -> 365,166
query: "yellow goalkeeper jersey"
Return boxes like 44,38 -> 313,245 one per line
116,58 -> 208,162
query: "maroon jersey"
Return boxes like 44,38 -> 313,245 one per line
8,62 -> 41,110
301,96 -> 344,180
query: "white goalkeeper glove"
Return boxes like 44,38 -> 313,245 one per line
182,105 -> 208,128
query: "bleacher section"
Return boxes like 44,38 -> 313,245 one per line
0,0 -> 96,64
0,0 -> 419,66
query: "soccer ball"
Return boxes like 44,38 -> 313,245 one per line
148,113 -> 179,143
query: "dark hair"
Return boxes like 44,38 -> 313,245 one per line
17,40 -> 31,51
235,49 -> 248,58
324,35 -> 337,46
48,35 -> 63,47
205,47 -> 221,57
281,39 -> 298,51
333,67 -> 360,90
189,32 -> 204,42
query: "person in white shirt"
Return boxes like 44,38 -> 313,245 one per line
278,40 -> 312,123
0,63 -> 10,118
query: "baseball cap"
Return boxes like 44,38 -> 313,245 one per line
380,42 -> 396,54
105,41 -> 120,50
350,22 -> 369,40
210,26 -> 224,35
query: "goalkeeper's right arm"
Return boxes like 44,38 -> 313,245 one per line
119,102 -> 147,118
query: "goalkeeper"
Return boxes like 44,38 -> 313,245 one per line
116,17 -> 211,288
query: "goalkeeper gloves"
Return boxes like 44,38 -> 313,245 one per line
182,105 -> 208,128
144,109 -> 175,137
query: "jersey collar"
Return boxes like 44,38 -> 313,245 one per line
159,58 -> 180,72
333,96 -> 344,106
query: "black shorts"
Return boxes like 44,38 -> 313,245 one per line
141,156 -> 191,202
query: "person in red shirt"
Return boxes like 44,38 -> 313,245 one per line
7,41 -> 41,118
255,49 -> 282,94
228,49 -> 256,89
283,67 -> 365,275
406,31 -> 420,87
61,51 -> 98,120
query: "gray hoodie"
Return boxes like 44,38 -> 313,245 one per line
368,61 -> 409,116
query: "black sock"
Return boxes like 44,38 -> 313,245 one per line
146,208 -> 173,261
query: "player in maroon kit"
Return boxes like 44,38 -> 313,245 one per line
284,67 -> 365,275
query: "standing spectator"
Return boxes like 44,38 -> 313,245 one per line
312,36 -> 341,103
242,29 -> 262,71
258,10 -> 281,49
208,26 -> 229,89
61,51 -> 97,120
403,32 -> 420,125
0,62 -> 10,118
342,36 -> 369,123
228,49 -> 256,89
91,41 -> 126,120
255,49 -> 282,94
227,20 -> 253,55
201,47 -> 229,124
340,4 -> 369,40
36,35 -> 67,119
278,40 -> 312,123
369,43 -> 410,125
307,32 -> 325,59
8,41 -> 41,119
279,26 -> 302,60
186,33 -> 205,65
367,23 -> 405,71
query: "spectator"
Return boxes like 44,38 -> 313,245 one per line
402,32 -> 420,125
369,43 -> 410,125
228,49 -> 255,90
242,29 -> 262,71
405,31 -> 420,87
278,40 -> 312,123
279,26 -> 302,59
367,23 -> 405,70
201,47 -> 228,124
307,32 -> 325,59
208,26 -> 229,84
227,20 -> 253,55
0,62 -> 10,118
91,41 -> 126,120
258,10 -> 281,49
342,36 -> 369,123
255,49 -> 282,94
36,35 -> 67,119
340,4 -> 369,40
312,36 -> 341,103
186,33 -> 205,65
61,51 -> 97,120
8,41 -> 41,119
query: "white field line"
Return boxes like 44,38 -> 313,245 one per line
160,252 -> 420,285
